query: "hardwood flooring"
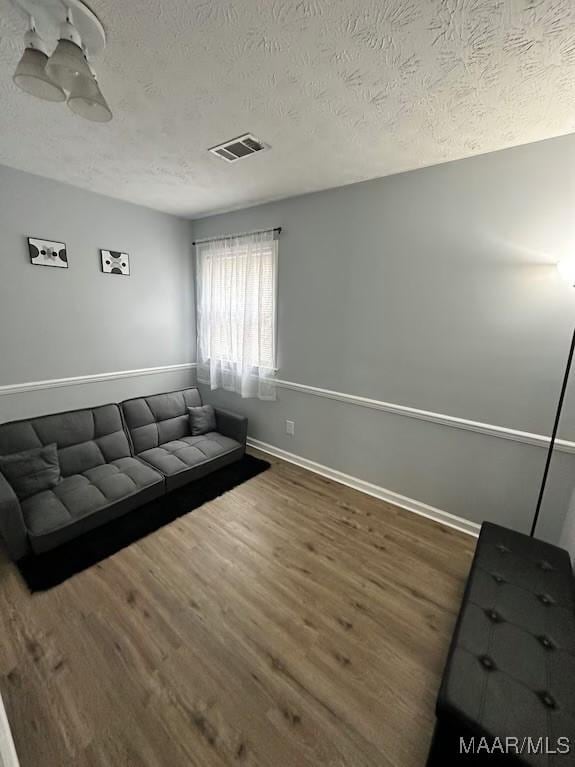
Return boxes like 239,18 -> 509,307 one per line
0,450 -> 475,767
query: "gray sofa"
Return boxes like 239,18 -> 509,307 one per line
0,388 -> 247,560
122,389 -> 246,491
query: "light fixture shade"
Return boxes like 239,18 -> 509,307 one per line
13,47 -> 66,102
67,73 -> 112,123
557,260 -> 575,286
46,39 -> 92,92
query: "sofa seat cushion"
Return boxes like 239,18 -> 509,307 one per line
139,432 -> 244,491
21,457 -> 164,553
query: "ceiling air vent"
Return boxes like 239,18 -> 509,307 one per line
209,134 -> 269,163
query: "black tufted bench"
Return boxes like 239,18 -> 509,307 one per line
428,522 -> 575,766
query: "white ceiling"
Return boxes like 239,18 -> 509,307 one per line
1,0 -> 575,218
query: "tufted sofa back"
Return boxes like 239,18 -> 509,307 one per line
121,388 -> 202,454
0,404 -> 132,477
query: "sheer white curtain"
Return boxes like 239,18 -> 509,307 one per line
196,229 -> 278,400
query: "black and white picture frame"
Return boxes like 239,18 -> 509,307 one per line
101,250 -> 130,276
28,237 -> 68,268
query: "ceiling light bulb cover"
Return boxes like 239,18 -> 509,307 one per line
46,38 -> 91,91
67,72 -> 112,122
13,26 -> 66,102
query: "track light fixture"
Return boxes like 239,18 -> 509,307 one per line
9,0 -> 111,123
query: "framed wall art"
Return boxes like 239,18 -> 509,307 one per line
101,250 -> 130,275
28,238 -> 68,268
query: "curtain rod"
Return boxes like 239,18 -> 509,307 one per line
192,227 -> 281,246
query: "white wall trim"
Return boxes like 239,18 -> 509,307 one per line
273,378 -> 575,455
0,363 -> 197,397
2,365 -> 573,456
248,437 -> 480,538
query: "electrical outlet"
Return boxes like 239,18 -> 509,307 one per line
286,420 -> 295,436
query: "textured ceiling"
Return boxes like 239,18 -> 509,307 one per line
1,0 -> 575,217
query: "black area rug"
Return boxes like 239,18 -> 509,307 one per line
17,454 -> 270,592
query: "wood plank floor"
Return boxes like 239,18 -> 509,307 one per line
0,451 -> 475,767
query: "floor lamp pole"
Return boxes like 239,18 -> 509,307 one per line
530,325 -> 575,537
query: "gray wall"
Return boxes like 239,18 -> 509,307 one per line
2,135 -> 575,545
191,133 -> 575,544
0,164 -> 195,419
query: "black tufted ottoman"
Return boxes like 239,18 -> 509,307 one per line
428,522 -> 575,766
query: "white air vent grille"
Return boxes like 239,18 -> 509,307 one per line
209,134 -> 269,163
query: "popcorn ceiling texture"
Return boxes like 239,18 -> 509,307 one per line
1,0 -> 575,217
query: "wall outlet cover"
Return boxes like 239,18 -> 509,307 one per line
286,420 -> 295,436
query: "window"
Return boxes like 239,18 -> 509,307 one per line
196,229 -> 278,399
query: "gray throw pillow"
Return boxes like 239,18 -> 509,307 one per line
188,405 -> 216,436
0,443 -> 61,500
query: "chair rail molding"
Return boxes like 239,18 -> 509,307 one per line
0,363 -> 197,396
272,378 -> 575,455
2,365 -> 574,455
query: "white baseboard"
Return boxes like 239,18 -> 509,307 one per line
248,437 -> 480,538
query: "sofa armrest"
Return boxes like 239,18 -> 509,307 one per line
0,472 -> 29,561
214,408 -> 248,446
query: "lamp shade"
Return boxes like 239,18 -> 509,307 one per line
557,260 -> 575,287
13,47 -> 66,102
46,38 -> 92,91
67,72 -> 112,123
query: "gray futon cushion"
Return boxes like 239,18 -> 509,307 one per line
122,389 -> 245,491
188,404 -> 216,436
0,404 -> 166,554
0,443 -> 61,500
122,389 -> 203,454
22,456 -> 165,553
138,433 -> 244,491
